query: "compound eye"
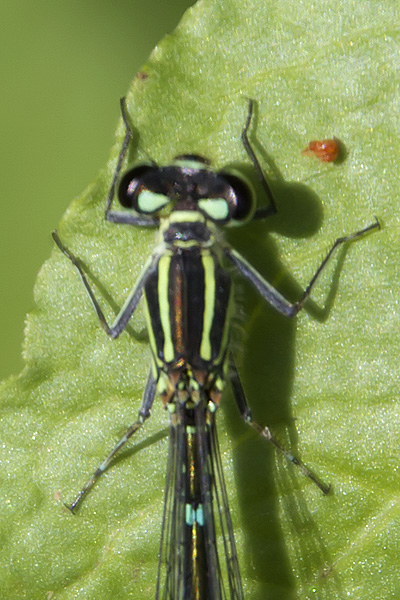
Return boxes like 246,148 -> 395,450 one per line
117,164 -> 170,214
118,164 -> 153,208
221,172 -> 255,224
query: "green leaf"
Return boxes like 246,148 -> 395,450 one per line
0,0 -> 398,599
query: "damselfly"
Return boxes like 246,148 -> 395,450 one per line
53,98 -> 379,599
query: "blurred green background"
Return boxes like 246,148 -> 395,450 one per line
0,0 -> 194,379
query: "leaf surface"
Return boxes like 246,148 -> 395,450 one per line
0,1 -> 398,598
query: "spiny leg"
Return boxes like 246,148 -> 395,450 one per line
52,231 -> 114,334
105,97 -> 133,215
66,370 -> 157,513
229,353 -> 330,494
291,218 -> 380,316
52,230 -> 157,338
104,98 -> 159,226
242,98 -> 277,219
225,217 -> 380,318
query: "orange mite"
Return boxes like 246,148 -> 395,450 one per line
302,138 -> 340,163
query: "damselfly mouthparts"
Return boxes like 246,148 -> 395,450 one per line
53,98 -> 379,599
